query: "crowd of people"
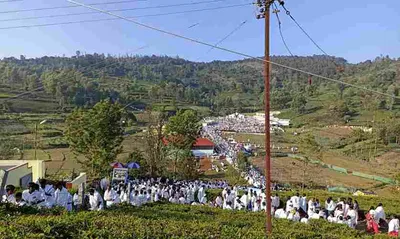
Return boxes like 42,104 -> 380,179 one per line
208,114 -> 265,134
272,193 -> 398,236
1,177 -> 399,236
202,119 -> 266,188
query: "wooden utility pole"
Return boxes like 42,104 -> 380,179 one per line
256,0 -> 273,234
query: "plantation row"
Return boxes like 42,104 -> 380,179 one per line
0,202 -> 395,239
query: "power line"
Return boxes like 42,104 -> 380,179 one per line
0,3 -> 251,30
0,0 -> 22,2
195,19 -> 248,61
272,2 -> 293,56
0,0 -> 228,23
0,0 -> 147,14
276,1 -> 336,64
66,0 -> 400,100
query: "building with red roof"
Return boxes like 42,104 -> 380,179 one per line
162,137 -> 215,157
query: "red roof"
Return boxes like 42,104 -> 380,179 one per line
193,138 -> 215,147
162,137 -> 214,148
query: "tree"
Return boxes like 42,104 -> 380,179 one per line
142,111 -> 168,177
297,133 -> 322,191
175,149 -> 199,180
65,100 -> 124,178
165,110 -> 200,149
165,109 -> 200,177
236,151 -> 250,172
291,93 -> 307,114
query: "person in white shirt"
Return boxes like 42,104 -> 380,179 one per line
337,215 -> 345,224
38,179 -> 55,208
325,197 -> 336,218
67,193 -> 73,211
138,190 -> 146,205
301,215 -> 309,224
146,189 -> 152,203
72,193 -> 80,210
311,209 -> 321,220
104,185 -> 117,208
290,193 -> 300,210
197,186 -> 205,203
285,197 -> 293,213
334,204 -> 344,218
178,193 -> 186,204
271,193 -> 280,210
235,198 -> 244,210
199,193 -> 207,204
225,201 -> 233,210
274,208 -> 287,219
88,188 -> 103,211
240,192 -> 249,210
130,190 -> 141,206
327,212 -> 337,223
23,183 -> 44,206
307,198 -> 315,217
253,199 -> 261,212
54,182 -> 70,209
215,194 -> 223,208
2,185 -> 16,204
375,203 -> 385,224
119,186 -> 128,203
299,194 -> 307,213
346,205 -> 358,228
388,215 -> 399,237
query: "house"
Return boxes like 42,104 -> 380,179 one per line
191,138 -> 215,157
0,160 -> 46,193
162,137 -> 215,158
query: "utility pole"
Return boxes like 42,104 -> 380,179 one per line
256,0 -> 273,235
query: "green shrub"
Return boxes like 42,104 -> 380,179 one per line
0,202 -> 385,239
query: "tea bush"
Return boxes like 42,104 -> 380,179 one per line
0,203 -> 387,239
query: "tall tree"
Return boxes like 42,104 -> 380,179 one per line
65,100 -> 124,178
165,109 -> 200,177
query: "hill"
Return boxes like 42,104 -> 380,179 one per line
2,54 -> 398,120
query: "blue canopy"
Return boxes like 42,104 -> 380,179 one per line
126,162 -> 140,169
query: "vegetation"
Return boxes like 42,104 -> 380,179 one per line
0,202 -> 378,239
65,100 -> 124,178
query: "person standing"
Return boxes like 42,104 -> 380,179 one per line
54,182 -> 70,210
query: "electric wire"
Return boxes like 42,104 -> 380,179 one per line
0,0 -> 228,23
65,0 -> 400,100
0,3 -> 251,30
0,0 -> 147,14
272,2 -> 293,56
195,19 -> 248,61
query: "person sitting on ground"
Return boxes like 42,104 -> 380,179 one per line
327,212 -> 337,223
366,206 -> 379,234
334,204 -> 344,218
388,215 -> 399,237
274,207 -> 287,219
15,192 -> 25,206
88,188 -> 103,211
2,184 -> 16,204
301,215 -> 309,224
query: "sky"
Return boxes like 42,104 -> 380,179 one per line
0,0 -> 399,63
